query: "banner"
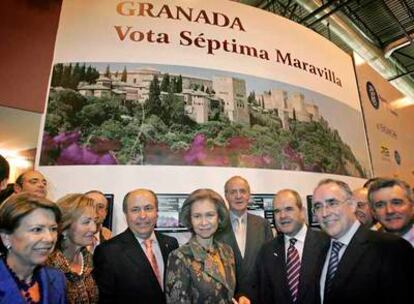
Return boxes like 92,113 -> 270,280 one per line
38,0 -> 370,233
354,52 -> 413,184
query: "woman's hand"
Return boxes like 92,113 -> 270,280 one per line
232,296 -> 251,304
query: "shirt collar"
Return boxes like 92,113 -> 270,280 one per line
284,223 -> 307,244
136,231 -> 157,245
335,220 -> 360,246
230,210 -> 247,223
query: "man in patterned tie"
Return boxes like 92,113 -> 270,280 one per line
312,179 -> 413,304
93,189 -> 179,303
250,189 -> 329,304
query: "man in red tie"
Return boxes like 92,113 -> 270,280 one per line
250,189 -> 329,304
93,189 -> 179,303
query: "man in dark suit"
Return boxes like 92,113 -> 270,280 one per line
93,189 -> 179,304
368,178 -> 414,246
312,179 -> 414,304
216,176 -> 273,294
251,189 -> 329,304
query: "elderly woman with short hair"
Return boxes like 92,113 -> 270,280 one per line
47,194 -> 98,304
0,193 -> 66,303
165,188 -> 250,304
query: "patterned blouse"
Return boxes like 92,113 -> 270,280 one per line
46,248 -> 98,304
165,237 -> 236,304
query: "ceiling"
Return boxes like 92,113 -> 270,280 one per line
238,0 -> 414,101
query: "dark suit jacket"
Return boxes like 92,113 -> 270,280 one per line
93,228 -> 179,304
323,226 -> 414,304
216,213 -> 273,293
0,259 -> 67,304
251,228 -> 330,304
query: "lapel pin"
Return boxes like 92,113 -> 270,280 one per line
273,252 -> 278,257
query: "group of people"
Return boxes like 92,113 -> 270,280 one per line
0,160 -> 413,304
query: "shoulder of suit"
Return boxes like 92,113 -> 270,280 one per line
156,232 -> 179,247
248,213 -> 270,225
101,227 -> 112,240
97,229 -> 130,249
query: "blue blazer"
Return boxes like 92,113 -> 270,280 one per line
0,259 -> 67,304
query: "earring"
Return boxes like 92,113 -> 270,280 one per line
5,243 -> 11,250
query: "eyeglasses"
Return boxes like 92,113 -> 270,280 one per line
312,198 -> 348,215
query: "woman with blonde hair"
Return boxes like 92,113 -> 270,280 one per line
47,193 -> 98,303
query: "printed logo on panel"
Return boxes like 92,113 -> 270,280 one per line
366,81 -> 380,109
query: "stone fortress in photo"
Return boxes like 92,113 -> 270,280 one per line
77,67 -> 320,129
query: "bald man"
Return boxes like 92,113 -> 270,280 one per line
14,170 -> 47,198
353,187 -> 381,230
93,189 -> 179,303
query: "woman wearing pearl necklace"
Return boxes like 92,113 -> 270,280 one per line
47,194 -> 98,304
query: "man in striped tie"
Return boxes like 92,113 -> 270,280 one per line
250,189 -> 329,304
312,179 -> 414,304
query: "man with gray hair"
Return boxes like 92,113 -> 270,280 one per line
368,178 -> 414,246
216,175 -> 273,294
312,178 -> 413,304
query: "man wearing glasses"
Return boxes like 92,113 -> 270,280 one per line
368,178 -> 414,247
216,176 -> 273,294
312,178 -> 413,304
93,189 -> 179,303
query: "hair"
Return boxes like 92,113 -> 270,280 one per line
368,178 -> 413,206
85,190 -> 105,196
180,188 -> 229,235
122,189 -> 158,213
0,154 -> 10,181
56,193 -> 95,234
363,177 -> 381,189
14,172 -> 25,187
316,178 -> 353,200
274,189 -> 303,209
224,175 -> 250,194
0,192 -> 61,254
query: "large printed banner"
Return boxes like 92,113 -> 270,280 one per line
354,53 -> 413,184
38,0 -> 369,233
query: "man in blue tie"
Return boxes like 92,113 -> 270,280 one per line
312,179 -> 413,304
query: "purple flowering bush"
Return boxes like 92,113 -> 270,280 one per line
40,131 -> 118,165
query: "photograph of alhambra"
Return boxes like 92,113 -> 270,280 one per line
40,62 -> 369,178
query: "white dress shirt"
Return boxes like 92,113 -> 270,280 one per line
230,211 -> 248,257
284,224 -> 307,263
320,220 -> 360,302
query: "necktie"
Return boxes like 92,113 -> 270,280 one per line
286,238 -> 301,302
325,241 -> 344,297
234,217 -> 246,257
144,239 -> 163,289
